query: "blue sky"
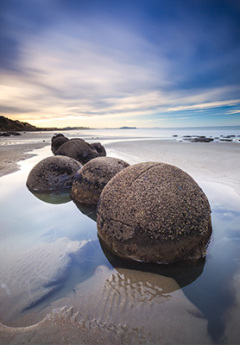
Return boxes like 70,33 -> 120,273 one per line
1,0 -> 240,128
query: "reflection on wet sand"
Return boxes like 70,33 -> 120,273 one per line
1,148 -> 240,344
100,238 -> 205,292
182,210 -> 240,343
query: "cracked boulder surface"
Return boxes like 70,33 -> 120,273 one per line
55,138 -> 99,164
26,155 -> 82,192
97,162 -> 212,264
71,157 -> 129,206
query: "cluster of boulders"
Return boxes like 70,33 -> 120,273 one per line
181,134 -> 240,143
26,134 -> 212,264
0,131 -> 21,137
183,135 -> 214,143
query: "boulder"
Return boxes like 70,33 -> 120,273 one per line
97,162 -> 212,264
26,156 -> 82,192
90,142 -> 106,156
71,157 -> 129,205
55,138 -> 99,164
51,134 -> 69,154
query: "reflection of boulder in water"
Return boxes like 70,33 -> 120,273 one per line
99,238 -> 205,293
29,190 -> 72,204
73,201 -> 97,221
92,240 -> 208,345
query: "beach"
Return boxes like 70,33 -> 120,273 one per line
1,133 -> 240,195
1,131 -> 240,345
0,142 -> 49,177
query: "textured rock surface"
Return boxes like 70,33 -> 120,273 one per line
71,157 -> 129,205
26,155 -> 82,192
51,134 -> 69,154
55,138 -> 99,164
91,142 -> 106,156
97,162 -> 212,264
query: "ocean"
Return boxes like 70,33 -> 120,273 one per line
1,126 -> 240,147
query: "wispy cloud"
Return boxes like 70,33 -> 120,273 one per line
1,0 -> 240,127
167,100 -> 240,112
226,110 -> 240,115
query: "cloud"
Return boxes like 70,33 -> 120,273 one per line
226,110 -> 240,115
167,100 -> 240,112
1,0 -> 240,127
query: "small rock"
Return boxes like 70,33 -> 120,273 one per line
90,142 -> 106,156
51,134 -> 69,154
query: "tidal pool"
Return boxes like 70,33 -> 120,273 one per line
0,147 -> 240,344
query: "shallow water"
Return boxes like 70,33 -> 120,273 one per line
0,146 -> 240,344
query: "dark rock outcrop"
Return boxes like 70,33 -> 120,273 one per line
191,137 -> 214,143
97,162 -> 212,264
26,156 -> 82,192
0,116 -> 37,132
183,135 -> 214,143
71,157 -> 129,205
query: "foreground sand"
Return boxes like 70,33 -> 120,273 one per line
0,138 -> 240,345
1,139 -> 240,193
0,143 -> 48,177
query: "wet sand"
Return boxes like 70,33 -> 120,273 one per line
1,137 -> 240,344
105,139 -> 240,196
1,138 -> 240,194
0,142 -> 48,177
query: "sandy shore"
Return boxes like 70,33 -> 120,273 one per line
1,137 -> 240,345
0,142 -> 49,177
105,139 -> 240,196
1,138 -> 239,189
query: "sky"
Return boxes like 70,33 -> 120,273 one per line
1,0 -> 240,128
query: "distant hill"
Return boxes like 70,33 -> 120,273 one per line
0,116 -> 90,132
0,116 -> 39,132
120,126 -> 137,129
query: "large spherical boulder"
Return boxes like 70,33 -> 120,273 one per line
97,162 -> 212,264
51,134 -> 69,154
55,138 -> 99,164
90,142 -> 106,157
71,157 -> 129,205
26,156 -> 82,192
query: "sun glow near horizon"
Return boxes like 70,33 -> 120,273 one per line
1,0 -> 240,128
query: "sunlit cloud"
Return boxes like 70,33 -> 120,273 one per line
167,100 -> 240,112
1,0 -> 240,127
226,110 -> 240,114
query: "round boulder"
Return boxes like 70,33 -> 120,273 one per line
71,157 -> 129,205
97,162 -> 212,264
26,156 -> 82,192
51,134 -> 69,154
55,138 -> 99,164
90,142 -> 106,157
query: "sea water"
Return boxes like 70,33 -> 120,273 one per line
1,126 -> 240,147
0,133 -> 240,344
